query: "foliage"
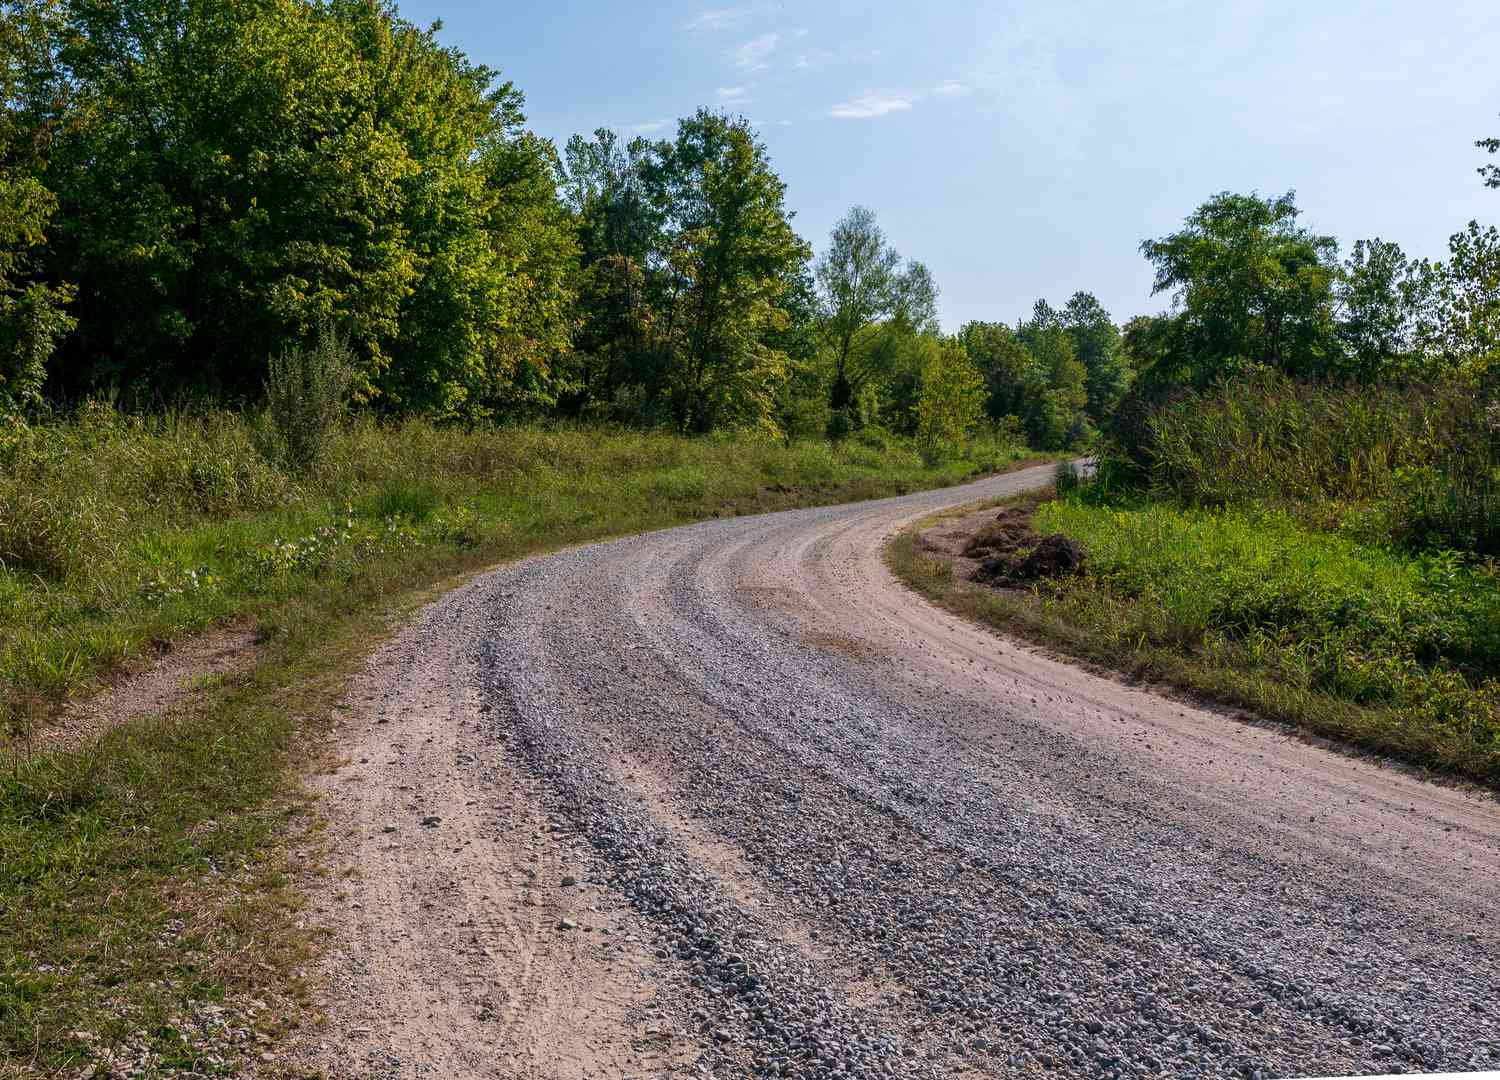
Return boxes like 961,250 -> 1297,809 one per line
1029,497 -> 1500,781
914,338 -> 985,460
956,295 -> 1119,452
1139,191 -> 1339,387
0,0 -> 73,413
1131,190 -> 1500,391
1332,238 -> 1435,379
1479,112 -> 1499,190
557,113 -> 809,434
1061,291 -> 1131,421
814,204 -> 938,431
1429,221 -> 1500,373
10,0 -> 575,414
0,403 -> 1035,728
263,324 -> 354,470
1138,370 -> 1500,555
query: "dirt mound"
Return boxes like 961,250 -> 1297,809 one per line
975,533 -> 1087,586
962,507 -> 1038,558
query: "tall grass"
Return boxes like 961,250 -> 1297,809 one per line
1031,499 -> 1500,780
1140,370 -> 1500,554
0,405 -> 1028,740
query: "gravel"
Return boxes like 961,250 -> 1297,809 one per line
333,463 -> 1500,1078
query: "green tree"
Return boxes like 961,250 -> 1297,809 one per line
1332,238 -> 1440,379
814,205 -> 937,430
957,319 -> 1039,422
1429,221 -> 1500,373
557,128 -> 667,419
649,110 -> 810,434
29,0 -> 575,414
0,0 -> 73,412
915,338 -> 985,460
1018,300 -> 1089,448
1140,191 -> 1339,385
1060,291 -> 1130,421
815,205 -> 903,422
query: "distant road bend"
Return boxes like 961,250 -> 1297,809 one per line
304,462 -> 1500,1079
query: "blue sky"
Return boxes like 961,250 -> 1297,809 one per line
398,0 -> 1500,331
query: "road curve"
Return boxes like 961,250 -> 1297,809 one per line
300,462 -> 1500,1080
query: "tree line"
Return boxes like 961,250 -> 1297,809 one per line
1,0 -> 1496,453
0,0 -> 1103,453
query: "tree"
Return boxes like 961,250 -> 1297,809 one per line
815,205 -> 903,421
1430,221 -> 1500,373
556,130 -> 663,418
1140,191 -> 1339,385
26,0 -> 575,414
1332,238 -> 1439,379
915,339 -> 985,460
956,320 -> 1036,422
0,0 -> 73,412
648,110 -> 810,434
1060,291 -> 1130,421
1019,310 -> 1088,450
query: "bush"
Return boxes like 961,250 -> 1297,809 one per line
264,326 -> 354,470
1111,370 -> 1500,555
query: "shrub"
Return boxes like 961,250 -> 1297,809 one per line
1112,369 -> 1500,555
367,480 -> 441,523
264,325 -> 353,470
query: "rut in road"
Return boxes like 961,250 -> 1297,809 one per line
296,462 -> 1500,1080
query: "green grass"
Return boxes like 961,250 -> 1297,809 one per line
1131,369 -> 1500,555
890,489 -> 1500,788
0,407 -> 1040,1076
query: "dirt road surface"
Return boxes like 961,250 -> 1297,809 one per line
294,462 -> 1500,1079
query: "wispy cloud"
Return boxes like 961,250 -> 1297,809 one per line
716,85 -> 756,104
732,32 -> 782,71
827,79 -> 976,120
682,4 -> 779,32
828,92 -> 914,120
793,47 -> 834,71
630,118 -> 673,134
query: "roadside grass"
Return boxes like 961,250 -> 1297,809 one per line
888,487 -> 1500,788
0,408 -> 1041,1076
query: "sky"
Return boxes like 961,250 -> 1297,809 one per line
395,0 -> 1500,332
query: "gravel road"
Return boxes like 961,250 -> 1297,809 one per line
297,462 -> 1500,1080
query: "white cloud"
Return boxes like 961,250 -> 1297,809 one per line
716,85 -> 755,103
930,79 -> 968,97
630,118 -> 672,134
733,32 -> 782,71
683,7 -> 745,31
828,92 -> 913,120
682,3 -> 781,32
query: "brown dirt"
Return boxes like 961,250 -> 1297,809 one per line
281,582 -> 696,1080
921,500 -> 1086,589
18,622 -> 262,755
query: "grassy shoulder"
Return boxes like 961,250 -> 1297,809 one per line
0,411 -> 1043,1076
888,485 -> 1500,788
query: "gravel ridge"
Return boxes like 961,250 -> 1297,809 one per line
305,463 -> 1500,1078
